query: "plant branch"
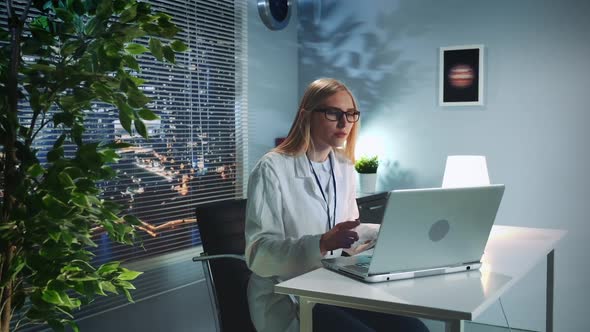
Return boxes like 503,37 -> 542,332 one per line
0,248 -> 13,332
29,116 -> 49,144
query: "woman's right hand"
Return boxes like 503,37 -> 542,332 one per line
320,220 -> 360,254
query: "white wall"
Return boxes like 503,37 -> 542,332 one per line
299,1 -> 590,331
247,0 -> 299,172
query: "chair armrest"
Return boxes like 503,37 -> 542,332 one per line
192,253 -> 245,262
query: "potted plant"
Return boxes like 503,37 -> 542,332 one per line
0,0 -> 186,330
355,156 -> 379,193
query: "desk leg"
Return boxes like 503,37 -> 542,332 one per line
299,297 -> 315,332
445,320 -> 464,332
546,249 -> 554,332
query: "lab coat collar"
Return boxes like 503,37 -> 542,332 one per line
293,149 -> 344,179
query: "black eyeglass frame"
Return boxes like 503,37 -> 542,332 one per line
312,107 -> 361,123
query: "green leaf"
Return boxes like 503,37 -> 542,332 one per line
0,222 -> 17,235
354,156 -> 379,173
30,64 -> 56,72
48,229 -> 62,242
120,26 -> 146,41
58,172 -> 76,188
22,38 -> 43,54
55,8 -> 74,23
113,0 -> 127,12
122,288 -> 134,302
148,38 -> 163,61
96,0 -> 112,19
54,133 -> 67,148
123,55 -> 140,71
71,193 -> 90,208
84,17 -> 99,35
120,4 -> 137,23
99,281 -> 118,294
162,45 -> 175,64
47,319 -> 65,332
72,123 -> 84,146
53,112 -> 75,127
129,76 -> 146,86
100,148 -> 120,163
157,16 -> 181,38
91,82 -> 113,103
5,256 -> 26,285
71,259 -> 97,273
138,108 -> 159,121
123,215 -> 142,226
31,15 -> 49,29
127,89 -> 150,108
170,40 -> 188,52
30,28 -> 54,44
118,108 -> 132,134
125,43 -> 149,55
104,40 -> 122,57
114,279 -> 135,290
47,146 -> 64,162
68,275 -> 99,282
42,194 -> 67,209
55,306 -> 74,319
141,23 -> 160,35
75,179 -> 99,194
118,269 -> 142,281
134,119 -> 147,139
0,29 -> 8,41
27,164 -> 45,177
97,261 -> 120,275
63,166 -> 84,179
66,320 -> 80,332
42,289 -> 65,306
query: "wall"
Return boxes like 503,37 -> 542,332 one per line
74,1 -> 300,331
247,0 -> 299,172
299,0 -> 589,331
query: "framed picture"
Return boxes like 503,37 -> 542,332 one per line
439,44 -> 484,106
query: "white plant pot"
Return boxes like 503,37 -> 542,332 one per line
357,173 -> 377,193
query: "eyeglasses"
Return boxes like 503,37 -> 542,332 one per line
313,107 -> 360,123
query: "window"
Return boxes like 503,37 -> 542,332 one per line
1,0 -> 247,327
93,0 -> 248,263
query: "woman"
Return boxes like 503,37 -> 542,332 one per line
245,78 -> 428,332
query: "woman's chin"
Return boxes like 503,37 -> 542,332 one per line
330,139 -> 347,148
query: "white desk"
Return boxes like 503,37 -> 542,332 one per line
275,226 -> 566,332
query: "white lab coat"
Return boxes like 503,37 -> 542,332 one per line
245,150 -> 359,332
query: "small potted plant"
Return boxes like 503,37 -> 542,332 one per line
355,156 -> 379,193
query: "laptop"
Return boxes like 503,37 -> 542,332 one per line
322,185 -> 505,283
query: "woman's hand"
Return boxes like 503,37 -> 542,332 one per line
320,220 -> 360,254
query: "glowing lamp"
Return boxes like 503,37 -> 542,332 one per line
442,155 -> 490,188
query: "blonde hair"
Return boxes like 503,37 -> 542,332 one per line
274,78 -> 360,162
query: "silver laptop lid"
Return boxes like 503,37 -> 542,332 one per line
368,185 -> 505,275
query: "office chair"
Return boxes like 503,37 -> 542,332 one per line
193,199 -> 256,332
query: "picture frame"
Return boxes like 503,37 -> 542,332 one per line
439,44 -> 484,106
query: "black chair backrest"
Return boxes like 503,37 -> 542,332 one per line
195,199 -> 255,332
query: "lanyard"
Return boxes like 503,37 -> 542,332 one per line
307,153 -> 337,232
